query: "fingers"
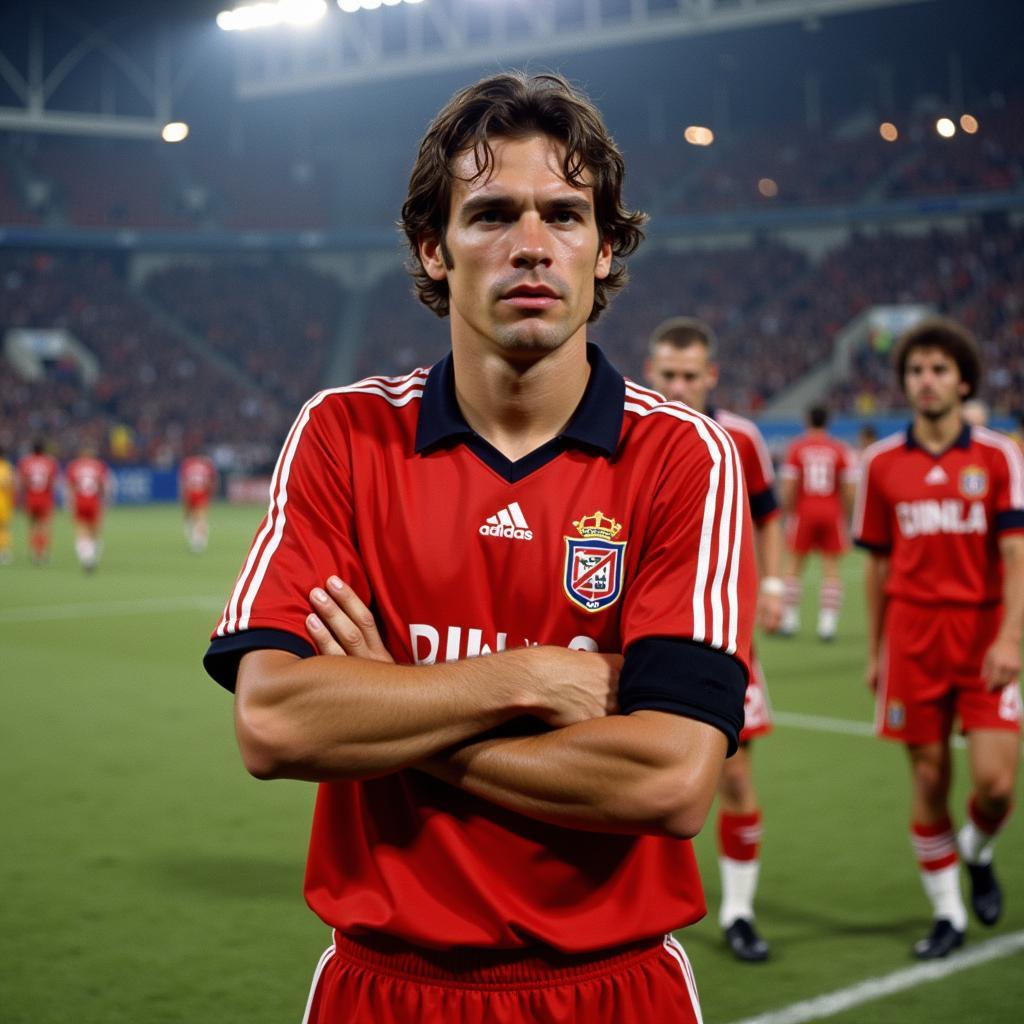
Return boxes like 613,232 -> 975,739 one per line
307,612 -> 346,656
308,577 -> 394,663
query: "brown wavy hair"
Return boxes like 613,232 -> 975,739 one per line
401,71 -> 647,322
894,315 -> 982,399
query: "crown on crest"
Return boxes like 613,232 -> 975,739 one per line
573,510 -> 622,540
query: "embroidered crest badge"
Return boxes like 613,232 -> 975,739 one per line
563,511 -> 627,613
959,465 -> 988,499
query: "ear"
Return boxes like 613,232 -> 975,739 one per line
418,233 -> 449,283
707,361 -> 720,389
958,380 -> 970,399
594,236 -> 613,280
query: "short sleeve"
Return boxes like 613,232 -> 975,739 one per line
620,417 -> 757,669
991,436 -> 1024,535
204,394 -> 369,690
853,449 -> 892,553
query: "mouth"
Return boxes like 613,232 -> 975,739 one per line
501,284 -> 560,310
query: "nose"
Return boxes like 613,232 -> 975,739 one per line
510,215 -> 552,269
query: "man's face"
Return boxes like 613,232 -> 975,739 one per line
643,341 -> 718,411
419,133 -> 612,360
903,346 -> 968,420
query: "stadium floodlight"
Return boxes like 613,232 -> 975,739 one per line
335,0 -> 424,12
683,126 -> 714,146
879,122 -> 898,142
161,122 -> 190,143
960,114 -> 979,134
218,0 -> 326,31
935,117 -> 956,138
757,177 -> 779,198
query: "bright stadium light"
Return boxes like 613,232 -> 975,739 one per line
218,0 -> 326,31
960,113 -> 979,134
879,121 -> 898,142
757,177 -> 779,198
683,125 -> 715,146
161,122 -> 190,143
935,117 -> 956,138
335,0 -> 424,12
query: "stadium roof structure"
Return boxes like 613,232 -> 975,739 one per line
228,0 -> 932,97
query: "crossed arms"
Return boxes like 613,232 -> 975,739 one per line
234,577 -> 730,840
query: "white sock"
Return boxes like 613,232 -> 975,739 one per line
920,864 -> 968,931
75,537 -> 91,566
817,608 -> 838,637
782,606 -> 800,634
719,857 -> 760,927
958,822 -> 995,866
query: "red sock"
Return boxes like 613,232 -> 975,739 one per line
911,816 -> 958,871
718,810 -> 762,861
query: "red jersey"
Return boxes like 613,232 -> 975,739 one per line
854,424 -> 1024,605
713,409 -> 779,525
179,456 -> 217,501
205,346 -> 756,954
17,453 -> 59,501
781,432 -> 853,519
65,457 -> 110,511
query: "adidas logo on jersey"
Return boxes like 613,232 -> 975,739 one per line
480,501 -> 533,541
924,465 -> 949,485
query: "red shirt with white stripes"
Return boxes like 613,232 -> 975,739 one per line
781,432 -> 853,520
205,345 -> 756,953
17,453 -> 59,501
179,455 -> 217,501
854,423 -> 1024,605
65,457 -> 110,514
713,409 -> 780,524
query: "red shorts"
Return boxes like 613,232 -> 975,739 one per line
184,493 -> 210,511
787,511 -> 846,555
877,599 -> 1023,745
303,932 -> 703,1024
26,496 -> 54,521
74,500 -> 102,526
740,654 -> 772,743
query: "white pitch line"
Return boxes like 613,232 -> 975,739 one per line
725,930 -> 1024,1024
0,594 -> 224,623
773,710 -> 968,750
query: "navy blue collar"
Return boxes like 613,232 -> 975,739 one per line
415,342 -> 625,461
905,422 -> 972,453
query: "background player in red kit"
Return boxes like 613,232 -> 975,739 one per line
779,404 -> 856,640
17,440 -> 59,565
65,445 -> 112,572
644,317 -> 782,963
205,73 -> 756,1022
855,317 -> 1024,959
179,453 -> 217,553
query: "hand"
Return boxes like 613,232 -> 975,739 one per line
757,592 -> 783,634
981,636 -> 1021,692
865,654 -> 879,693
524,647 -> 622,728
307,576 -> 394,664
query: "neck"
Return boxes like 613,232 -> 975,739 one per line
912,407 -> 964,454
450,337 -> 590,462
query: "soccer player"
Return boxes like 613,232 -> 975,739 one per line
65,445 -> 111,572
17,440 -> 59,565
854,317 -> 1024,959
644,317 -> 782,963
0,446 -> 14,565
779,405 -> 856,640
179,452 -> 217,553
205,73 -> 756,1022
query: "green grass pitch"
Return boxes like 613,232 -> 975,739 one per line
1,504 -> 1021,1022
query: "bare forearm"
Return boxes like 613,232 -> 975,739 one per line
997,539 -> 1024,645
757,516 -> 784,580
236,649 -> 540,781
865,555 -> 889,655
421,711 -> 726,839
